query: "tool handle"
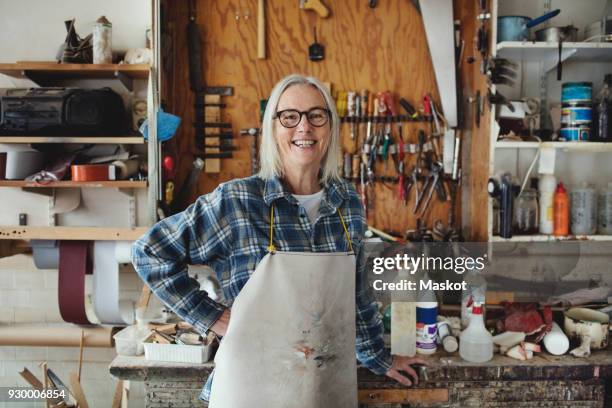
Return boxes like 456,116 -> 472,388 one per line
381,136 -> 390,159
397,162 -> 405,201
418,130 -> 426,148
302,0 -> 330,18
525,9 -> 560,29
360,90 -> 369,117
383,91 -> 396,116
257,0 -> 266,59
360,163 -> 367,216
399,98 -> 417,118
347,92 -> 356,116
423,95 -> 431,116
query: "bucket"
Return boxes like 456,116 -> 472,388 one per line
562,82 -> 593,105
559,127 -> 590,141
497,10 -> 560,42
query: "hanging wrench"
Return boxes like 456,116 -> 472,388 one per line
418,163 -> 443,216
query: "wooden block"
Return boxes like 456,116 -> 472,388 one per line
69,372 -> 89,408
111,380 -> 123,408
204,95 -> 222,173
358,388 -> 449,404
136,285 -> 152,311
177,321 -> 194,330
19,368 -> 44,390
147,323 -> 177,335
153,333 -> 171,344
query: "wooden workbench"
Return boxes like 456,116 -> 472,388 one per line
110,345 -> 612,407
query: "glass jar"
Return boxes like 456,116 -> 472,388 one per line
514,188 -> 539,234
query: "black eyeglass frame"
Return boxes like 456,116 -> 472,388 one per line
274,108 -> 331,128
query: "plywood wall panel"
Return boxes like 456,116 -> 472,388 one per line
162,0 -> 460,234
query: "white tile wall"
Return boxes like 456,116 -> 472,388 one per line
13,271 -> 45,289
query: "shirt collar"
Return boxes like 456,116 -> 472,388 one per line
263,176 -> 348,209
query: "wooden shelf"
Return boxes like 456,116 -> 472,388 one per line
0,62 -> 149,79
0,136 -> 144,144
496,42 -> 612,71
0,181 -> 147,188
495,141 -> 612,151
0,226 -> 148,241
491,234 -> 612,242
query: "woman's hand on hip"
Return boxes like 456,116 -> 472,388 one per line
385,355 -> 429,386
210,309 -> 231,337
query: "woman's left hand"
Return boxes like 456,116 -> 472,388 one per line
385,355 -> 429,386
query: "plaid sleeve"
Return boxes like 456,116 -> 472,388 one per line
352,203 -> 393,375
132,185 -> 232,334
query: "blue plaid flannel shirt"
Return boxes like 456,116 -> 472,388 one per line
132,175 -> 392,401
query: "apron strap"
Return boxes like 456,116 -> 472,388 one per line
267,204 -> 354,253
268,205 -> 277,253
337,208 -> 353,253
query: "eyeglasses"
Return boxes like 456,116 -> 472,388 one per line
274,108 -> 330,128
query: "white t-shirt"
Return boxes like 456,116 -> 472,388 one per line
292,189 -> 325,225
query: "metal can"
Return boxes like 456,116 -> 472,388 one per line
559,127 -> 590,141
562,82 -> 592,105
561,106 -> 592,126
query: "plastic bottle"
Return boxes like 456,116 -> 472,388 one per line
459,302 -> 493,363
437,321 -> 458,353
416,273 -> 438,355
539,174 -> 557,234
598,182 -> 612,234
542,322 -> 569,356
514,188 -> 538,234
570,182 -> 597,235
461,269 -> 486,329
391,269 -> 416,357
602,0 -> 612,39
93,16 -> 113,64
553,183 -> 569,236
595,75 -> 611,141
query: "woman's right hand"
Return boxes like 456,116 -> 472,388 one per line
210,309 -> 231,336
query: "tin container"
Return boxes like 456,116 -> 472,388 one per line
559,127 -> 590,141
562,82 -> 593,105
561,106 -> 593,126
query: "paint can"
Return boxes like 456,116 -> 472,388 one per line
561,82 -> 592,105
561,106 -> 592,126
559,127 -> 590,141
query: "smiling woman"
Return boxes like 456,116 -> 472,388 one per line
133,74 -> 427,408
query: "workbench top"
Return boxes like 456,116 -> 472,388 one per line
110,345 -> 612,387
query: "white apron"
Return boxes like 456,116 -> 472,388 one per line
209,206 -> 358,408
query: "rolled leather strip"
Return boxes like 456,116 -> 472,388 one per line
58,240 -> 92,324
71,164 -> 112,181
31,240 -> 59,269
111,159 -> 139,180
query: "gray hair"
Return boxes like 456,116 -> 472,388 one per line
258,74 -> 341,184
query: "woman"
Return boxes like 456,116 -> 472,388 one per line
132,74 -> 426,407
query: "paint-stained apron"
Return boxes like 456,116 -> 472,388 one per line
209,207 -> 358,408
